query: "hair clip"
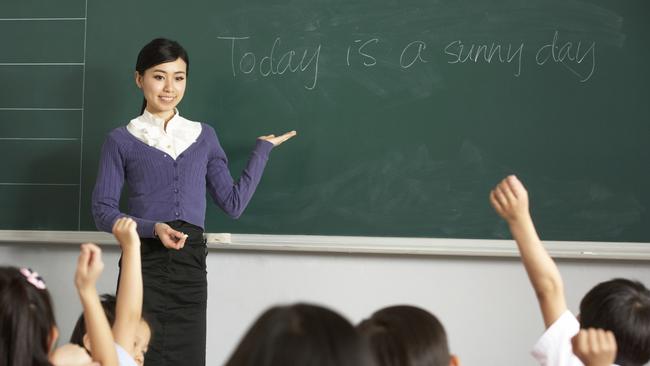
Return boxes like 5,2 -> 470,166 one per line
19,268 -> 47,290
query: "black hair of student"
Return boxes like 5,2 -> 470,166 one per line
135,37 -> 190,114
357,305 -> 450,366
69,294 -> 153,347
0,267 -> 56,366
225,303 -> 376,366
579,278 -> 650,366
70,294 -> 116,346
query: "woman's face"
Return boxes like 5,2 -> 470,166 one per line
135,57 -> 187,119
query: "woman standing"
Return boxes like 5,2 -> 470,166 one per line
92,38 -> 296,366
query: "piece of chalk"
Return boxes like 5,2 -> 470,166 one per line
205,233 -> 232,244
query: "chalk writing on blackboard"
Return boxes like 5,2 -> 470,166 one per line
217,30 -> 596,90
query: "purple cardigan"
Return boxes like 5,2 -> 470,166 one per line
91,124 -> 274,237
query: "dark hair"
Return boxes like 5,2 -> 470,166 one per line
358,305 -> 450,366
135,37 -> 190,114
69,294 -> 116,346
0,267 -> 56,366
70,294 -> 152,348
225,303 -> 375,366
579,278 -> 650,366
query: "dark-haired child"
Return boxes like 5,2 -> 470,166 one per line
358,305 -> 461,366
225,303 -> 376,366
0,266 -> 95,366
490,175 -> 650,366
72,218 -> 150,366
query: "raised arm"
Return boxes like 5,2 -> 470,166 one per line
206,128 -> 295,218
490,175 -> 567,328
111,217 -> 143,355
75,243 -> 118,366
92,134 -> 157,238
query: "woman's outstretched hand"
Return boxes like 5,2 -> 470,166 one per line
258,130 -> 297,146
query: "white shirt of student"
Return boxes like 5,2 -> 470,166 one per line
126,109 -> 202,160
115,343 -> 138,366
531,310 -> 619,366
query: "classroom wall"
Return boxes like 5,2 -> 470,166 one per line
1,242 -> 649,366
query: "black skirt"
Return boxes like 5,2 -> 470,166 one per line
118,220 -> 208,366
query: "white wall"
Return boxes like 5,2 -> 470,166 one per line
2,242 -> 649,366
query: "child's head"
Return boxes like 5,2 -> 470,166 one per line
70,294 -> 151,365
358,305 -> 460,366
226,302 -> 375,366
0,267 -> 57,366
579,278 -> 650,366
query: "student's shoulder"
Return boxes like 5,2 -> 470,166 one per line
531,310 -> 581,365
115,343 -> 138,366
544,310 -> 580,339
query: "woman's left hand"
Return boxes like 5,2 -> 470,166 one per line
258,130 -> 297,146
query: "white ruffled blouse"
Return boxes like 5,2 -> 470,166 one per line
126,109 -> 202,159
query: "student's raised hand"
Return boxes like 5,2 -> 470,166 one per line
50,343 -> 99,366
74,243 -> 104,294
154,222 -> 187,250
490,175 -> 530,224
571,328 -> 617,366
258,130 -> 297,147
112,217 -> 140,249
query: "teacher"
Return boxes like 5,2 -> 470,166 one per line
91,38 -> 296,366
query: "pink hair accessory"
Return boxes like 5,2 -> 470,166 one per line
19,268 -> 46,290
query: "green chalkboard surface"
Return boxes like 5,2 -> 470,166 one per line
1,0 -> 648,242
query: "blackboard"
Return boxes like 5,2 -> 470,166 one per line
1,0 -> 648,242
